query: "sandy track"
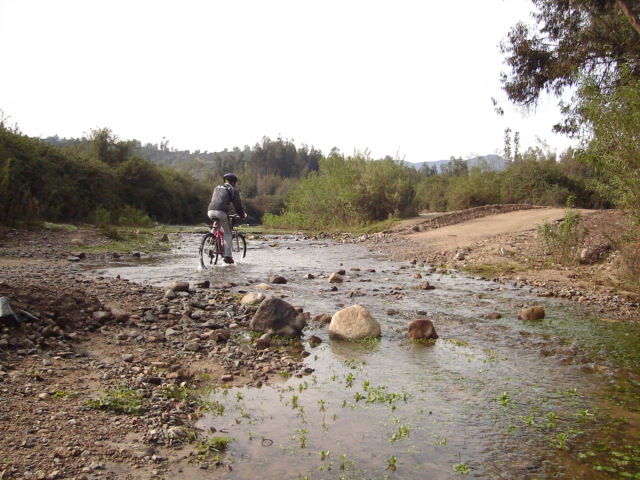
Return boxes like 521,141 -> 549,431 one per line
405,207 -> 592,251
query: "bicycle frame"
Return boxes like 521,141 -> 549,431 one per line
210,219 -> 225,254
200,214 -> 246,267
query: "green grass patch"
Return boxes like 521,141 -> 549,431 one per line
81,226 -> 175,253
43,222 -> 80,232
87,386 -> 145,414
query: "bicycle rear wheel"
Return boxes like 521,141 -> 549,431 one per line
199,233 -> 221,267
232,232 -> 247,259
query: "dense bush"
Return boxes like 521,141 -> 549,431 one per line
413,149 -> 604,214
263,153 -> 417,230
0,125 -> 209,226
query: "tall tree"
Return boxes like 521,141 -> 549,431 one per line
500,0 -> 640,109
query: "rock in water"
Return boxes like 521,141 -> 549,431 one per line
408,319 -> 438,340
329,305 -> 381,341
328,272 -> 344,283
249,297 -> 306,337
518,306 -> 545,320
241,292 -> 266,305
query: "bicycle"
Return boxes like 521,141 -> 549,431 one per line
199,214 -> 247,267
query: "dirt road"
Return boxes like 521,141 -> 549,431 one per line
405,207 -> 579,251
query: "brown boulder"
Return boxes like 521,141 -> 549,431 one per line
312,313 -> 332,324
408,319 -> 439,341
518,306 -> 545,321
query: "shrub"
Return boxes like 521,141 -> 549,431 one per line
117,205 -> 153,227
92,205 -> 111,226
537,198 -> 588,264
617,239 -> 640,291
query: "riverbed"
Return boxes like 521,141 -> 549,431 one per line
89,232 -> 640,479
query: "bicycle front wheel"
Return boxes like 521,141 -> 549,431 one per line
232,232 -> 247,259
199,233 -> 221,267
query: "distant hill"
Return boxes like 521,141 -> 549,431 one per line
405,154 -> 508,173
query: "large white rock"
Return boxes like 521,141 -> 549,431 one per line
329,305 -> 381,341
241,292 -> 266,305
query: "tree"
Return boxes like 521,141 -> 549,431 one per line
500,0 -> 640,110
500,0 -> 640,218
571,74 -> 640,219
89,128 -> 135,166
440,157 -> 469,177
503,128 -> 513,162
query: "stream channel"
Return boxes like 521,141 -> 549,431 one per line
89,231 -> 640,480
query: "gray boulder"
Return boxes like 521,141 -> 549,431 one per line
249,297 -> 306,337
329,305 -> 381,341
0,297 -> 21,325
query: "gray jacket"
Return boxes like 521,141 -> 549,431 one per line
208,183 -> 245,218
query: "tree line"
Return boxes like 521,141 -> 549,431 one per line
0,124 -> 209,227
0,118 -> 625,231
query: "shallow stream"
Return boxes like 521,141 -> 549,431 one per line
89,231 -> 640,479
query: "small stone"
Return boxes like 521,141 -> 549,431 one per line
328,272 -> 344,283
169,281 -> 190,292
167,426 -> 189,439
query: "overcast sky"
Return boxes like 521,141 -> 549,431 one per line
0,0 -> 576,163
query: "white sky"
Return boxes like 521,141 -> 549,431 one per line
0,0 -> 577,163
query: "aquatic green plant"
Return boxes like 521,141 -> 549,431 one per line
386,455 -> 397,471
391,424 -> 410,442
432,433 -> 447,445
555,433 -> 569,450
494,391 -> 511,407
197,436 -> 233,459
454,462 -> 470,475
198,397 -> 226,416
345,372 -> 356,388
293,428 -> 307,448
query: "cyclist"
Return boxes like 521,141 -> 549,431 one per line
207,172 -> 247,264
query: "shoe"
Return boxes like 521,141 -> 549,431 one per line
223,257 -> 235,264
